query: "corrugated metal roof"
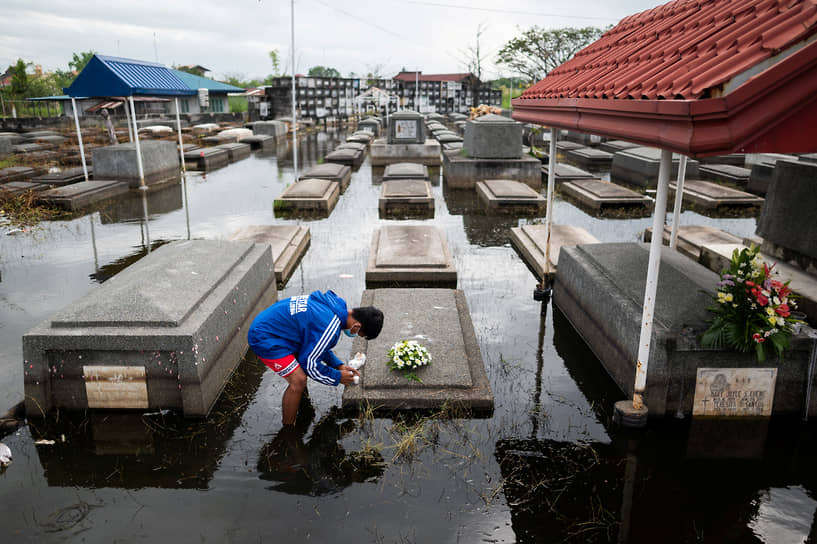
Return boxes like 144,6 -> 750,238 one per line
65,54 -> 196,98
171,69 -> 244,94
519,0 -> 817,101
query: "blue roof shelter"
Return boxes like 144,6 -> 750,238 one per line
171,69 -> 244,95
64,55 -> 196,98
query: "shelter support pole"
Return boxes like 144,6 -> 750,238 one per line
633,149 -> 672,410
544,130 -> 557,278
174,98 -> 187,174
129,96 -> 150,254
71,97 -> 90,182
669,155 -> 688,249
124,101 -> 134,142
291,0 -> 298,182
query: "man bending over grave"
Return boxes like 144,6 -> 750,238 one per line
248,290 -> 384,426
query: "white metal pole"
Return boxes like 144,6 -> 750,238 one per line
632,149 -> 672,410
129,96 -> 150,253
415,70 -> 419,111
174,97 -> 187,174
124,100 -> 134,142
544,129 -> 557,279
70,97 -> 89,182
669,155 -> 688,250
291,0 -> 298,182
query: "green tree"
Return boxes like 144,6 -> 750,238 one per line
174,65 -> 204,76
9,59 -> 29,99
496,26 -> 607,83
307,66 -> 340,78
68,50 -> 96,73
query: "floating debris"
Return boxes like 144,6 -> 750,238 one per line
0,442 -> 11,467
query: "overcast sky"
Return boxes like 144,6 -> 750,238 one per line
2,0 -> 664,82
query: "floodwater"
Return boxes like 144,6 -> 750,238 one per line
2,128 -> 817,543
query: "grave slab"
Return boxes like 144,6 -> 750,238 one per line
383,162 -> 429,181
0,181 -> 51,195
358,118 -> 381,137
387,111 -> 426,144
510,224 -> 600,280
599,140 -> 640,154
0,136 -> 12,156
370,138 -> 442,166
443,142 -> 463,152
31,166 -> 90,186
325,147 -> 364,167
553,242 -> 817,418
643,225 -> 743,261
436,133 -> 463,144
274,178 -> 339,217
300,162 -> 352,193
214,142 -> 251,162
669,179 -> 764,209
0,166 -> 43,183
564,147 -> 614,170
698,164 -> 751,185
336,142 -> 367,154
342,288 -> 493,412
229,225 -> 311,287
561,179 -> 653,211
251,120 -> 288,141
184,148 -> 230,171
14,142 -> 50,154
463,114 -> 523,159
697,153 -> 746,166
379,179 -> 434,218
443,152 -> 540,189
611,147 -> 700,188
476,179 -> 546,213
555,141 -> 586,152
541,163 -> 596,182
242,135 -> 275,150
23,240 -> 278,418
93,141 -> 180,187
366,225 -> 456,288
36,180 -> 130,210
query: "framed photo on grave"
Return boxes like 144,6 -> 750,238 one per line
394,119 -> 418,140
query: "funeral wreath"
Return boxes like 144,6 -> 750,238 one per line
701,245 -> 802,362
387,340 -> 432,382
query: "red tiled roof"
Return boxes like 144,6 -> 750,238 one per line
393,72 -> 473,82
512,0 -> 817,156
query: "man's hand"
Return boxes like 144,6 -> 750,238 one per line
338,365 -> 360,385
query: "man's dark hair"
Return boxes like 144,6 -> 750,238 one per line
352,306 -> 384,339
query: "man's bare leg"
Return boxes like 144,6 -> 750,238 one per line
282,366 -> 307,426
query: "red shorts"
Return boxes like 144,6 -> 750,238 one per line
259,354 -> 300,377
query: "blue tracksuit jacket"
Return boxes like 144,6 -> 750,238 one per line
247,290 -> 348,385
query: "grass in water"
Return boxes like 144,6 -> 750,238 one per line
0,189 -> 66,228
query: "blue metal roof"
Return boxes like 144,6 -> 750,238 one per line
171,70 -> 244,94
64,54 -> 196,98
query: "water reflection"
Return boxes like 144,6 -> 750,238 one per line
96,180 -> 183,225
443,187 -> 528,247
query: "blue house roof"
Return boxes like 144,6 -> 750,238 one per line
64,54 -> 196,98
171,70 -> 244,94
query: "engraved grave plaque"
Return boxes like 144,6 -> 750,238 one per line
692,368 -> 777,417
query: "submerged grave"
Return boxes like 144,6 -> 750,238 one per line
611,147 -> 700,188
668,178 -> 764,211
325,147 -> 364,168
366,225 -> 455,288
475,179 -> 546,213
379,179 -> 434,219
342,288 -> 493,412
370,110 -> 441,166
560,178 -> 653,214
382,162 -> 429,182
36,180 -> 130,210
698,164 -> 751,186
300,162 -> 351,193
274,178 -> 339,217
510,224 -> 600,280
23,240 -> 277,418
184,148 -> 230,171
214,142 -> 251,162
92,140 -> 179,187
229,225 -> 311,287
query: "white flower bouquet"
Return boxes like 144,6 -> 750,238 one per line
387,340 -> 432,382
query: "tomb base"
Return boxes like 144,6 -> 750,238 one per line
370,139 -> 441,166
443,151 -> 541,190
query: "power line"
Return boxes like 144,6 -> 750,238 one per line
405,0 -> 617,22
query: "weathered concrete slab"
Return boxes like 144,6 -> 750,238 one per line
14,142 -> 51,154
23,130 -> 61,140
509,224 -> 600,279
23,239 -> 277,418
611,147 -> 700,188
698,153 -> 746,166
30,134 -> 67,147
443,151 -> 541,189
300,162 -> 352,193
553,242 -> 817,418
93,141 -> 180,187
336,141 -> 367,154
383,162 -> 429,181
476,179 -> 546,213
366,225 -> 456,288
379,179 -> 434,218
36,180 -> 130,210
370,138 -> 442,166
599,140 -> 640,154
229,225 -> 311,287
463,114 -> 523,159
325,147 -> 364,167
0,166 -> 44,183
274,178 -> 339,217
0,181 -> 51,195
214,142 -> 251,162
184,147 -> 230,171
555,141 -> 585,152
669,179 -> 764,209
561,179 -> 653,212
252,120 -> 288,141
0,136 -> 12,156
242,135 -> 276,150
358,117 -> 381,137
31,166 -> 90,186
643,225 -> 743,261
436,133 -> 464,144
562,130 -> 605,146
541,163 -> 596,182
564,147 -> 614,169
342,288 -> 493,412
698,164 -> 751,185
387,110 -> 426,144
443,141 -> 463,152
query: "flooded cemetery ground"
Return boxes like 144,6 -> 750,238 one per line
2,128 -> 817,543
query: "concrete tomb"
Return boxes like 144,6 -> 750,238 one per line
23,239 -> 277,417
436,133 -> 463,144
562,130 -> 605,146
325,147 -> 364,168
610,147 -> 700,188
192,123 -> 220,136
31,167 -> 90,186
697,153 -> 746,166
1,181 -> 51,195
300,162 -> 352,193
463,114 -> 522,159
599,140 -> 640,154
214,142 -> 251,162
216,128 -> 253,142
541,163 -> 596,182
387,111 -> 426,144
560,179 -> 653,212
371,110 -> 441,166
564,147 -> 614,170
379,179 -> 434,219
366,225 -> 456,288
0,136 -> 12,156
668,179 -> 764,210
358,117 -> 381,137
14,142 -> 50,154
274,178 -> 339,217
643,225 -> 744,261
184,147 -> 230,171
242,135 -> 276,150
342,288 -> 493,412
229,225 -> 311,287
555,141 -> 586,152
510,224 -> 600,280
475,179 -> 546,213
698,164 -> 751,186
251,120 -> 288,141
93,141 -> 180,188
0,166 -> 43,183
383,162 -> 429,181
553,242 -> 816,418
36,180 -> 130,210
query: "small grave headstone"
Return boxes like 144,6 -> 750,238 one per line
463,114 -> 522,159
387,110 -> 426,144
